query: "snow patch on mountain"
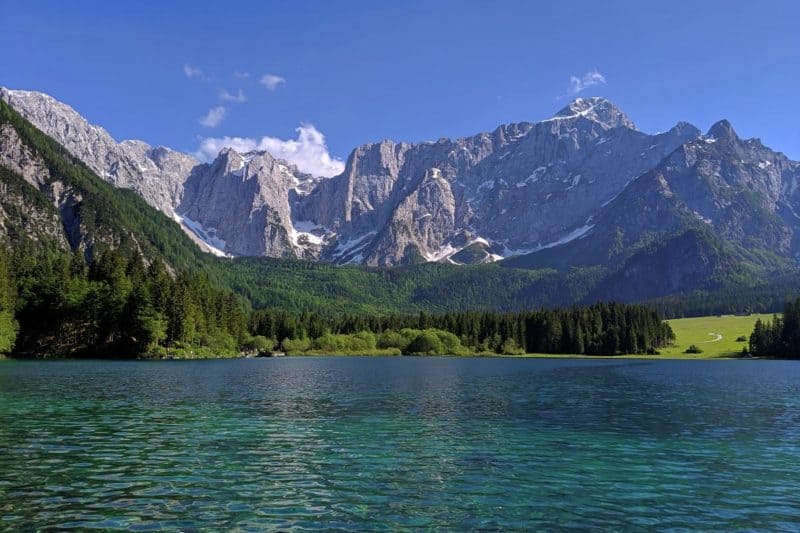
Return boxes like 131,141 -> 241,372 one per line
289,220 -> 327,248
172,213 -> 231,258
424,243 -> 459,262
331,231 -> 376,263
502,224 -> 594,257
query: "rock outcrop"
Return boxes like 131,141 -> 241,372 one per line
4,88 -> 800,273
0,88 -> 198,216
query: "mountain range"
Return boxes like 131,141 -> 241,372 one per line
1,86 -> 799,312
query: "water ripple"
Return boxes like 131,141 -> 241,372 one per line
1,357 -> 800,529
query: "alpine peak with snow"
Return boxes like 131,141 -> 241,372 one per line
2,87 -> 799,279
551,97 -> 637,130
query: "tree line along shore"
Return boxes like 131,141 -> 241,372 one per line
2,244 -> 798,359
0,244 -> 675,358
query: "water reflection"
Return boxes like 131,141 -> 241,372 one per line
0,357 -> 799,529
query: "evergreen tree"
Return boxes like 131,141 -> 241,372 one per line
121,283 -> 166,354
0,246 -> 18,354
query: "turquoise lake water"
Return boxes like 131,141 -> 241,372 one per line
1,357 -> 799,530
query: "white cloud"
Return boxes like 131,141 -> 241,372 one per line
259,74 -> 286,91
219,89 -> 247,103
233,70 -> 250,79
183,64 -> 209,80
566,69 -> 606,96
195,124 -> 345,177
199,106 -> 227,128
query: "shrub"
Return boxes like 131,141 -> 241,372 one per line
405,331 -> 445,355
281,337 -> 311,354
148,345 -> 168,358
403,328 -> 467,355
312,331 -> 377,353
242,335 -> 274,353
735,336 -> 747,342
312,333 -> 346,352
202,332 -> 238,355
501,338 -> 525,355
399,328 -> 423,342
435,330 -> 466,355
377,330 -> 409,350
684,344 -> 704,354
351,331 -> 377,351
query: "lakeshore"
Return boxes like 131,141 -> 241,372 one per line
187,314 -> 776,360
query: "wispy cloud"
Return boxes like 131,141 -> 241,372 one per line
565,69 -> 606,96
199,106 -> 227,128
219,89 -> 247,103
183,63 -> 210,81
259,74 -> 286,91
233,70 -> 250,79
195,124 -> 344,177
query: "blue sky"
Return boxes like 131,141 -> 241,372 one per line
1,0 -> 799,173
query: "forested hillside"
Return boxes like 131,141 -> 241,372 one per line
0,240 -> 675,357
0,98 -> 677,358
219,258 -> 603,314
6,244 -> 248,357
0,97 -> 796,358
219,257 -> 793,318
0,99 -> 216,273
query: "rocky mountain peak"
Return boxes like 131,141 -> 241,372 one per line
553,97 -> 636,130
669,121 -> 702,137
214,148 -> 248,175
8,86 -> 799,272
706,119 -> 740,142
0,86 -> 198,216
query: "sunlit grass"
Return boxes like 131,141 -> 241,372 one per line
659,314 -> 773,358
504,314 -> 775,359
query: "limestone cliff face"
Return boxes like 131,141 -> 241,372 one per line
1,89 -> 701,264
179,149 -> 299,257
304,98 -> 700,265
0,88 -> 197,215
0,123 -> 67,246
0,88 -> 324,259
361,168 -> 457,266
645,120 -> 797,254
0,123 -> 50,188
299,140 -> 407,229
506,118 -> 800,285
0,110 -> 112,254
6,88 -> 800,272
178,148 -> 330,259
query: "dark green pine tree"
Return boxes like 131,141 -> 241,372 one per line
120,283 -> 166,354
781,299 -> 800,358
0,246 -> 18,354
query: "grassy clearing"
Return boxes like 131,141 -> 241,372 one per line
658,314 -> 773,358
502,314 -> 773,359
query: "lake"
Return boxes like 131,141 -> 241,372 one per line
1,357 -> 799,530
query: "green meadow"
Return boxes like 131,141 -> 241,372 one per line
659,314 -> 774,358
512,314 -> 774,359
